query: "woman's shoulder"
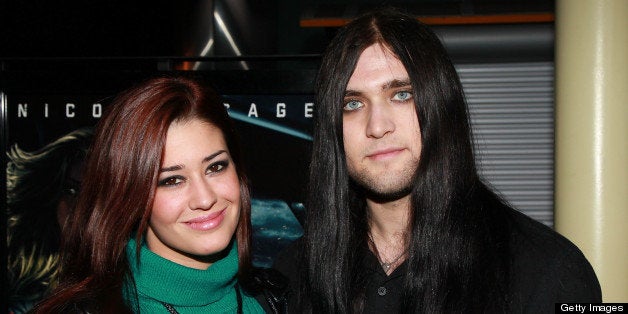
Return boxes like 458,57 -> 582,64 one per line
272,238 -> 303,281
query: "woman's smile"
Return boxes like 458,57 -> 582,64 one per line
183,208 -> 227,231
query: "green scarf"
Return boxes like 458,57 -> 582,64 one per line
124,238 -> 264,313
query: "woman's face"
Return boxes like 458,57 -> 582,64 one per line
146,118 -> 241,269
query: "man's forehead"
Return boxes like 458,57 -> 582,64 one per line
356,43 -> 401,66
346,44 -> 410,92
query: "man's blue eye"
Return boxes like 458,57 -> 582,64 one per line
343,100 -> 363,111
393,91 -> 412,101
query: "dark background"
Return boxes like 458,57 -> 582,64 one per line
1,0 -> 554,61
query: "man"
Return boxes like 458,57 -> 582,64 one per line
275,8 -> 601,313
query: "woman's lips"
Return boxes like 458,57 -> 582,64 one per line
184,209 -> 226,231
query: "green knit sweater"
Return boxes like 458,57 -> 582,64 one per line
124,238 -> 264,313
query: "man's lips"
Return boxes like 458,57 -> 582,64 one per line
366,147 -> 405,160
183,209 -> 226,230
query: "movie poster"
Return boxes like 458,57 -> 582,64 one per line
2,62 -> 314,312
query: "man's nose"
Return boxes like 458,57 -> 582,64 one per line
366,101 -> 395,138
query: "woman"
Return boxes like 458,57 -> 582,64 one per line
32,76 -> 286,313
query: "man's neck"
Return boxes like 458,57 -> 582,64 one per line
366,194 -> 411,243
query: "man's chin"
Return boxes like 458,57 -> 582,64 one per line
348,167 -> 418,202
364,185 -> 413,203
350,177 -> 414,203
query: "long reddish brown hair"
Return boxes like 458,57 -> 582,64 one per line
32,76 -> 253,313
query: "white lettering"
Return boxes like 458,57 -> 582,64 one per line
276,103 -> 286,118
92,103 -> 102,118
44,103 -> 49,117
18,103 -> 28,117
66,103 -> 75,118
248,103 -> 258,117
305,102 -> 314,118
590,304 -> 622,313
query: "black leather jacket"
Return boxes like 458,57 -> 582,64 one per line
250,267 -> 289,314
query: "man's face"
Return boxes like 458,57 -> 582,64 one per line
342,44 -> 422,198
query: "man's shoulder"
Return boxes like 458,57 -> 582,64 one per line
506,209 -> 588,262
504,209 -> 602,306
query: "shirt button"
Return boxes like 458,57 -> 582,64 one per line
377,286 -> 387,296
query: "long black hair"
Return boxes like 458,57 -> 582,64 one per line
299,8 -> 511,313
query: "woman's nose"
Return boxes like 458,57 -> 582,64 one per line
188,180 -> 217,210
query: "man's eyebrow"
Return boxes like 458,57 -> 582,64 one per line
344,78 -> 412,97
344,90 -> 361,98
159,150 -> 227,173
382,78 -> 411,90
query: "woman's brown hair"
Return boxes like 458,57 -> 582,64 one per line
32,76 -> 253,313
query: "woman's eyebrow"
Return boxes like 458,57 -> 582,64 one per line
202,150 -> 227,163
159,164 -> 182,173
159,150 -> 227,173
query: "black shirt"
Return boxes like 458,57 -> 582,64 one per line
362,248 -> 405,313
274,208 -> 602,313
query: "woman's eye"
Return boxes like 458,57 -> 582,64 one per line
343,100 -> 363,111
158,177 -> 183,186
392,91 -> 412,101
207,161 -> 228,174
